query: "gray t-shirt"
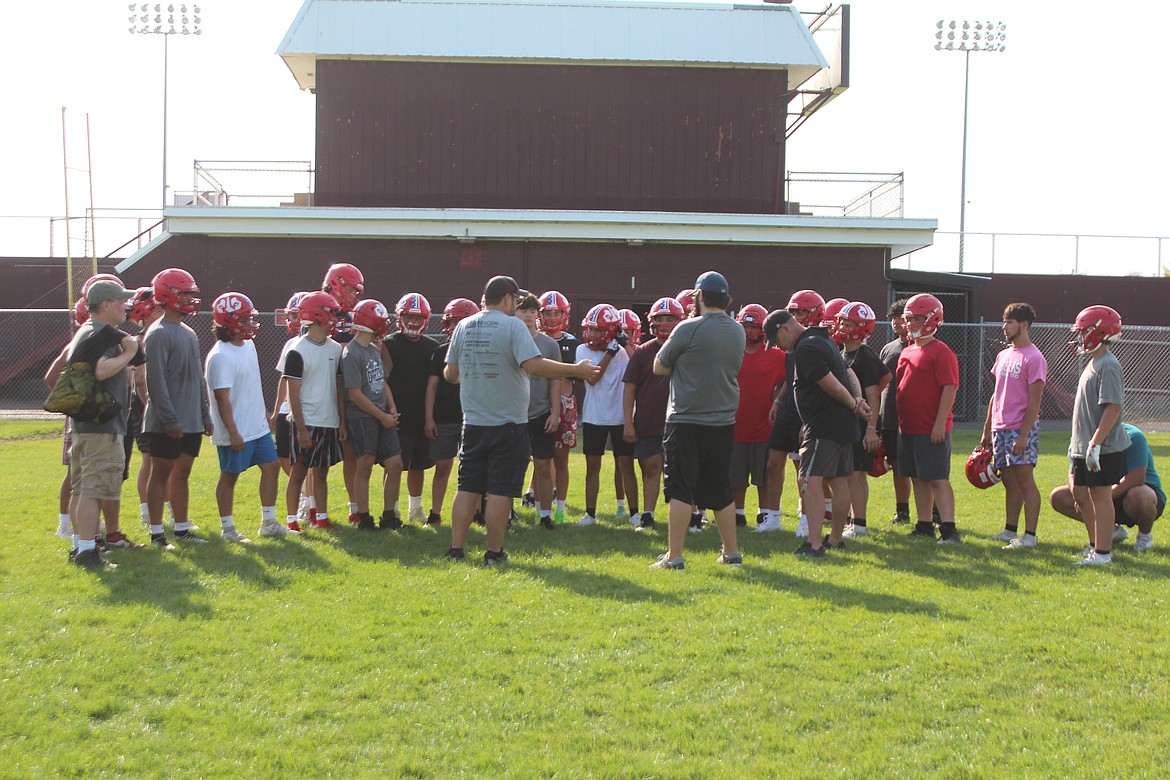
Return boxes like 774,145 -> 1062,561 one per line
143,318 -> 210,434
656,312 -> 745,425
67,320 -> 130,436
342,340 -> 388,420
528,331 -> 561,420
446,308 -> 541,426
1070,350 -> 1130,455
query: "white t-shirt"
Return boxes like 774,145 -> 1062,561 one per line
283,334 -> 343,429
205,339 -> 270,446
275,337 -> 299,415
577,343 -> 628,426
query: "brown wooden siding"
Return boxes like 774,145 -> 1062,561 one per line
315,60 -> 788,213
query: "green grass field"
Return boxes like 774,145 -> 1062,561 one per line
2,420 -> 1168,777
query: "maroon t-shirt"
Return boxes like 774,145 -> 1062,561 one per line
622,339 -> 670,438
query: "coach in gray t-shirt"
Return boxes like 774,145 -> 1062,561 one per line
651,270 -> 746,570
442,275 -> 599,564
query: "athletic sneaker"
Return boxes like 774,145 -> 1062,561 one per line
890,511 -> 911,525
649,553 -> 684,570
794,541 -> 824,558
794,514 -> 809,538
990,529 -> 1018,543
910,523 -> 937,539
715,551 -> 743,567
150,533 -> 176,551
473,510 -> 486,526
615,506 -> 629,522
937,525 -> 962,544
688,513 -> 704,534
841,524 -> 869,538
628,510 -> 641,527
443,547 -> 465,561
222,527 -> 252,544
1075,550 -> 1113,566
1076,544 -> 1094,560
426,512 -> 442,527
73,548 -> 117,571
348,511 -> 360,526
636,512 -> 656,531
577,513 -> 597,527
174,529 -> 208,544
408,506 -> 427,524
823,534 -> 845,551
287,520 -> 304,533
355,513 -> 379,532
554,510 -> 567,525
379,511 -> 402,531
756,511 -> 767,527
1112,525 -> 1129,544
259,519 -> 295,537
753,516 -> 781,533
1004,534 -> 1037,549
540,515 -> 555,530
484,549 -> 509,566
521,491 -> 536,509
1135,532 -> 1154,551
104,531 -> 144,549
735,514 -> 747,527
56,517 -> 72,540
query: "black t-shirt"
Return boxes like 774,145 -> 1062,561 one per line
845,343 -> 889,393
386,332 -> 440,433
793,328 -> 858,442
877,338 -> 906,432
775,351 -> 799,424
554,332 -> 581,364
333,311 -> 355,344
428,341 -> 463,425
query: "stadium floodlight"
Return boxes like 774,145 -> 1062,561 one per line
934,19 -> 1007,272
128,5 -> 204,207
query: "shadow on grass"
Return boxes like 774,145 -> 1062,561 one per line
740,566 -> 963,619
98,549 -> 213,618
187,534 -> 333,586
516,560 -> 686,605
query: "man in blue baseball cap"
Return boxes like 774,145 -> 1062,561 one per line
650,270 -> 745,570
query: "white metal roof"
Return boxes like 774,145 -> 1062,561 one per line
115,207 -> 936,273
277,0 -> 829,92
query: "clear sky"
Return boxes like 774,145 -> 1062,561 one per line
3,0 -> 1167,275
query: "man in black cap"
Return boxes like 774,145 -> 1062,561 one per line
443,276 -> 600,564
764,309 -> 871,556
650,270 -> 745,570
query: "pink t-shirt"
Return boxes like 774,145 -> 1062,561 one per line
990,343 -> 1048,431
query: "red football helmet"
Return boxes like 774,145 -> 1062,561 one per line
81,273 -> 124,297
581,303 -> 621,350
395,293 -> 432,338
441,297 -> 480,337
152,268 -> 201,314
1070,305 -> 1122,355
904,293 -> 944,340
868,439 -> 889,478
276,291 -> 309,334
296,291 -> 342,331
352,298 -> 391,339
965,446 -> 1001,489
537,291 -> 571,335
617,309 -> 642,344
737,303 -> 769,346
212,292 -> 260,340
837,301 -> 877,343
786,290 -> 826,327
126,287 -> 157,327
648,296 -> 685,340
322,263 -> 364,311
73,297 -> 89,326
823,298 -> 849,345
676,289 -> 696,317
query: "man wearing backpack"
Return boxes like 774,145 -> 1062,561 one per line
66,280 -> 139,570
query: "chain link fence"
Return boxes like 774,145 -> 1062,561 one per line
6,310 -> 1170,428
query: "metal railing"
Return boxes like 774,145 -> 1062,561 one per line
784,171 -> 904,219
177,160 -> 315,208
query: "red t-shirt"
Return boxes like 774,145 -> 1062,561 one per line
734,346 -> 787,442
895,338 -> 960,435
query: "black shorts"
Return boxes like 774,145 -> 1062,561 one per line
398,429 -> 435,471
457,423 -> 531,498
662,422 -> 734,510
581,422 -> 635,458
274,413 -> 292,459
1115,492 -> 1166,526
122,428 -> 134,482
768,412 -> 802,454
290,423 -> 342,469
897,431 -> 951,482
852,437 -> 876,474
147,432 -> 203,460
879,427 -> 899,463
1071,452 -> 1126,487
799,436 -> 854,482
528,413 -> 556,460
128,396 -> 149,454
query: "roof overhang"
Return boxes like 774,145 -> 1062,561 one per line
278,0 -> 829,92
116,206 -> 936,272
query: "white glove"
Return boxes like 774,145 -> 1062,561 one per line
1085,442 -> 1102,472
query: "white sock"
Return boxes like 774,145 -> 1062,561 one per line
556,499 -> 566,513
139,502 -> 149,521
220,515 -> 234,530
78,538 -> 96,552
766,509 -> 780,523
150,524 -> 164,536
409,495 -> 423,511
616,499 -> 627,512
72,534 -> 80,548
287,514 -> 298,524
174,521 -> 191,532
318,512 -> 329,521
348,502 -> 358,514
59,512 -> 70,525
308,496 -> 317,509
261,506 -> 277,522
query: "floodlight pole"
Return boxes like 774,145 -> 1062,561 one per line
129,4 -> 203,209
935,20 -> 1006,274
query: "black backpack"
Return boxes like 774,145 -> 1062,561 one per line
44,325 -> 125,424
